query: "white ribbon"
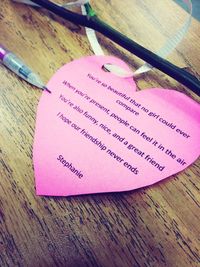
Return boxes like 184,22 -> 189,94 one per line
134,0 -> 193,75
80,3 -> 132,77
12,0 -> 40,6
81,4 -> 104,56
62,0 -> 89,8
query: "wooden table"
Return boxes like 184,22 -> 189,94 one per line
0,1 -> 199,266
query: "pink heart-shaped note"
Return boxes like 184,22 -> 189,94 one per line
33,56 -> 200,196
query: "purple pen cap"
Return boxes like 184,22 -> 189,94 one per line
0,45 -> 8,60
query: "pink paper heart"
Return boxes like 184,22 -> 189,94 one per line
33,56 -> 200,196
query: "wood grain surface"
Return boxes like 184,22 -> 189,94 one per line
0,0 -> 200,266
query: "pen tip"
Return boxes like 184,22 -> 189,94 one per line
43,86 -> 52,94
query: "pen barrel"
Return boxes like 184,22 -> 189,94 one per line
3,52 -> 32,78
0,46 -> 7,60
2,51 -> 44,89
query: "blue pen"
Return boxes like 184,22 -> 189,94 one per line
0,45 -> 51,93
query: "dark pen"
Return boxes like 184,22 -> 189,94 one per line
28,0 -> 200,97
